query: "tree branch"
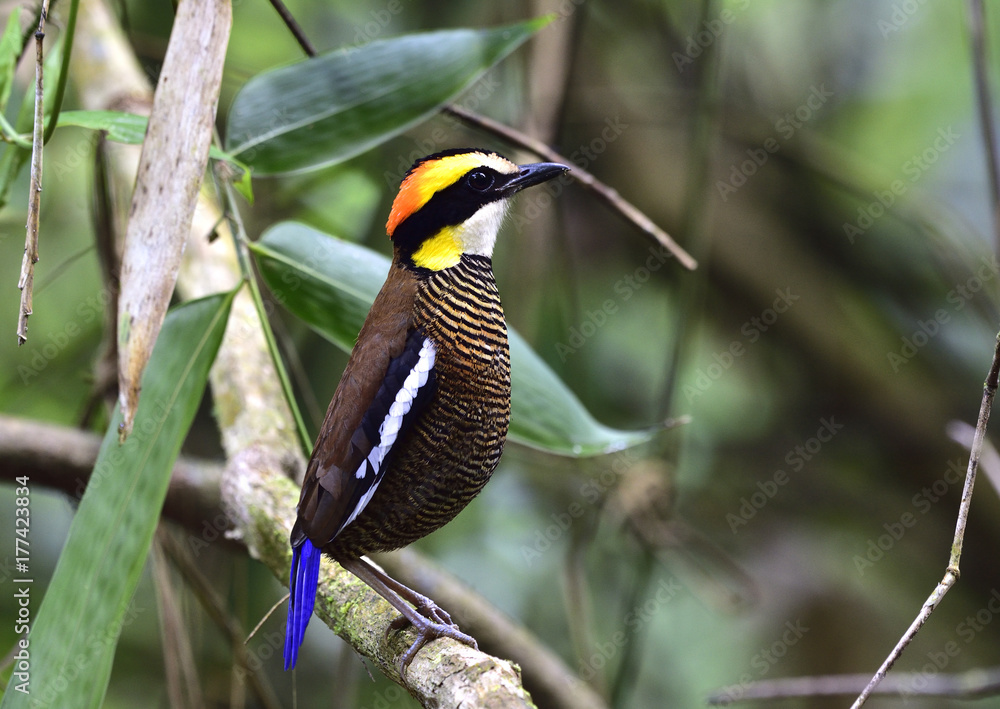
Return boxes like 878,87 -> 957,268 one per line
0,414 -> 536,706
0,412 -> 604,709
0,413 -> 223,535
266,0 -> 316,56
376,549 -> 607,709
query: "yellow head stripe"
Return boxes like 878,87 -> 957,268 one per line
387,151 -> 516,236
411,226 -> 462,270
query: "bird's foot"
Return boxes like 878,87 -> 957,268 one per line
393,614 -> 478,675
388,600 -> 478,675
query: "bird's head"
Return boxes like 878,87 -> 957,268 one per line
386,148 -> 568,271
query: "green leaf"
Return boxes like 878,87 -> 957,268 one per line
0,8 -> 23,111
225,17 -> 551,175
249,222 -> 651,456
0,291 -> 235,709
57,109 -> 148,144
231,160 -> 254,203
0,33 -> 62,210
56,110 -> 237,162
54,110 -> 250,199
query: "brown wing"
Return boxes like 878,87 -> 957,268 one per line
292,262 -> 419,546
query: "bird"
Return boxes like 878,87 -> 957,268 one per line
283,148 -> 568,674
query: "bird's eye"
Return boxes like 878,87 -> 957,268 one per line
467,170 -> 493,191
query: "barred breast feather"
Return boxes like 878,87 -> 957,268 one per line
292,254 -> 510,558
324,253 -> 510,556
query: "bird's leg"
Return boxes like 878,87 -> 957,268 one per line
340,556 -> 477,674
365,560 -> 456,626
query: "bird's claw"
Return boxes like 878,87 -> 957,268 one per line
388,600 -> 478,676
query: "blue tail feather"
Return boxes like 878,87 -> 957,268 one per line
284,539 -> 322,670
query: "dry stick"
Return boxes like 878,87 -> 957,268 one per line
17,0 -> 51,345
151,537 -> 206,709
851,333 -> 1000,708
158,530 -> 284,709
443,104 -> 699,271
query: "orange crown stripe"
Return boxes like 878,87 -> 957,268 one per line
386,152 -> 515,236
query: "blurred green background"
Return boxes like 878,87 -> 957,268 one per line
3,0 -> 1000,707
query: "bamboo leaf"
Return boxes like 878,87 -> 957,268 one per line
0,291 -> 235,709
57,109 -> 148,144
55,110 -> 239,165
249,222 -> 652,456
224,17 -> 551,175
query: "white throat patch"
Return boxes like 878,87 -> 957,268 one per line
457,200 -> 509,258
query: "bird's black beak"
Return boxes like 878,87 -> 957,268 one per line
503,161 -> 569,194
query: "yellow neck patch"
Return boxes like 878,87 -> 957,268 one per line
411,226 -> 462,270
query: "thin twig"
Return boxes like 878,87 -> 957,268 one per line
709,667 -> 1000,704
158,529 -> 284,709
152,536 -> 206,709
853,4 -> 1000,704
217,175 -> 312,456
17,0 -> 51,345
851,333 -> 1000,708
969,0 -> 1000,258
443,104 -> 698,271
266,0 -> 316,57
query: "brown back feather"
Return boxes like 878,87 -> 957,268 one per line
295,261 -> 418,544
